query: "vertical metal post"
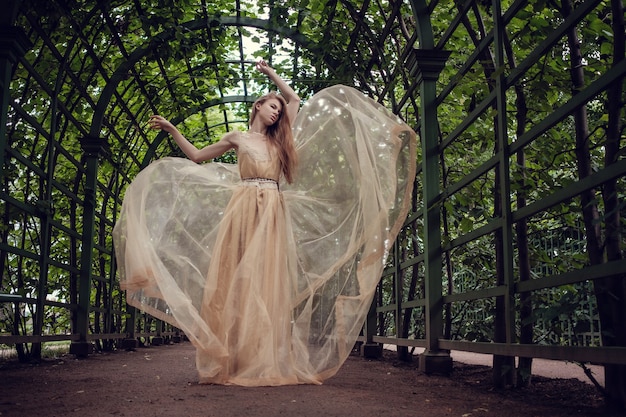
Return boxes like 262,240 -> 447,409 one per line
361,289 -> 382,358
0,25 -> 34,354
122,305 -> 139,350
70,136 -> 109,357
410,48 -> 453,374
494,0 -> 515,347
492,0 -> 516,385
393,239 -> 403,341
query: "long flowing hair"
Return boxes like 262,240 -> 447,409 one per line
249,92 -> 299,183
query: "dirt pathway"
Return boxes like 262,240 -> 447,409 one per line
0,341 -> 617,417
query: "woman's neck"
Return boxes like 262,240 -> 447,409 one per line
249,121 -> 267,136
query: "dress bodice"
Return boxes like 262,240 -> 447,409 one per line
237,134 -> 281,182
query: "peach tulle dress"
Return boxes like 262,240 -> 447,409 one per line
113,85 -> 417,386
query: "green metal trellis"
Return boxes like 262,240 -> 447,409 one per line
0,0 -> 624,402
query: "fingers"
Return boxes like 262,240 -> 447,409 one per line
255,59 -> 271,73
148,115 -> 164,130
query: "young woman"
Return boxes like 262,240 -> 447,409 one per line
113,60 -> 417,386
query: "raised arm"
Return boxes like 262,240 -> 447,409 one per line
256,60 -> 300,126
148,115 -> 237,163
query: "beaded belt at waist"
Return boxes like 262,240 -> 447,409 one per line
241,177 -> 279,190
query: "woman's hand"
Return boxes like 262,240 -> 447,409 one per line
255,59 -> 275,76
148,115 -> 175,133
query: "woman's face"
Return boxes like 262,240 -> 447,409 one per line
255,98 -> 283,127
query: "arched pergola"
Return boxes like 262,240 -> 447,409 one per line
1,0 -> 625,409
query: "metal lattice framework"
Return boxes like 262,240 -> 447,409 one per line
1,0 -> 625,404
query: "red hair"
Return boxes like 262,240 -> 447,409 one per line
249,92 -> 299,183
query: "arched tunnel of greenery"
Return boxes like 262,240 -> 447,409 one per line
0,0 -> 625,410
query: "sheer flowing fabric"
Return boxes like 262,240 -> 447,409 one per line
113,85 -> 417,386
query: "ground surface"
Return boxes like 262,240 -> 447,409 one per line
0,341 -> 621,417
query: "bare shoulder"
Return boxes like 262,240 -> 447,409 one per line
221,130 -> 243,147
